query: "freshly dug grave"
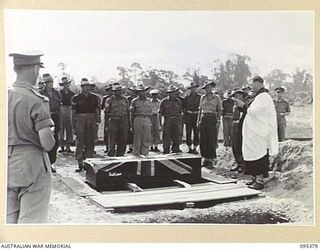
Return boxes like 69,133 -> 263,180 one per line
49,140 -> 313,224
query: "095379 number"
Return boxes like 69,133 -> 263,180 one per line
300,244 -> 319,248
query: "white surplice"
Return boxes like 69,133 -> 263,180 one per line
242,92 -> 278,161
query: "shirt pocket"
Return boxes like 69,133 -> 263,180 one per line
117,101 -> 128,115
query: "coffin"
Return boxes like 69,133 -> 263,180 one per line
84,153 -> 202,191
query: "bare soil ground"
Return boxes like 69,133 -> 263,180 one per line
48,104 -> 313,225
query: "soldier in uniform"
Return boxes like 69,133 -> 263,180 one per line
159,85 -> 183,154
89,83 -> 101,151
71,78 -> 100,172
101,84 -> 113,153
130,84 -> 152,156
242,86 -> 253,103
183,82 -> 201,154
274,87 -> 291,142
37,80 -> 45,91
222,90 -> 234,147
214,89 -> 223,148
229,88 -> 247,173
149,89 -> 161,152
197,81 -> 223,167
105,83 -> 130,156
178,90 -> 185,150
126,86 -> 137,153
7,51 -> 55,223
40,73 -> 62,173
58,77 -> 74,153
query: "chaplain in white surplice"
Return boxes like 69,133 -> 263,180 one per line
233,76 -> 278,190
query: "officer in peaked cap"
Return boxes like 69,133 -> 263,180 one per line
71,78 -> 100,172
7,51 -> 55,223
10,51 -> 45,68
274,87 -> 290,142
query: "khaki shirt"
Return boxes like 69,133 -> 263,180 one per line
39,87 -> 61,113
8,81 -> 54,148
199,93 -> 223,114
71,92 -> 99,114
274,98 -> 291,114
183,93 -> 201,112
159,97 -> 182,118
130,97 -> 152,116
105,95 -> 129,117
150,98 -> 161,115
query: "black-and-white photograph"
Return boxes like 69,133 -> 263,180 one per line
5,10 -> 314,225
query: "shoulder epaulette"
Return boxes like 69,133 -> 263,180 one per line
131,97 -> 139,102
161,96 -> 169,102
29,88 -> 49,102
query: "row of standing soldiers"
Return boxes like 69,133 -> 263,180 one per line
39,74 -> 290,172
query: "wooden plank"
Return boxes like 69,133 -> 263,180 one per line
57,176 -> 101,197
127,183 -> 144,192
173,180 -> 192,188
95,182 -> 245,199
159,160 -> 191,174
88,187 -> 261,209
202,170 -> 237,184
91,185 -> 247,204
88,183 -> 253,202
92,188 -> 260,208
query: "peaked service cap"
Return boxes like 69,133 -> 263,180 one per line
9,51 -> 44,68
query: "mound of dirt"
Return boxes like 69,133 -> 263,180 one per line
215,140 -> 313,193
272,140 -> 313,190
211,140 -> 314,223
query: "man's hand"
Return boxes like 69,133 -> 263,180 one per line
73,127 -> 77,136
216,120 -> 221,128
269,155 -> 276,164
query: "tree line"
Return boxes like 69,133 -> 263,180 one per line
57,53 -> 313,101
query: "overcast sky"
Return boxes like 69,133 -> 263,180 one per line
4,10 -> 313,86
